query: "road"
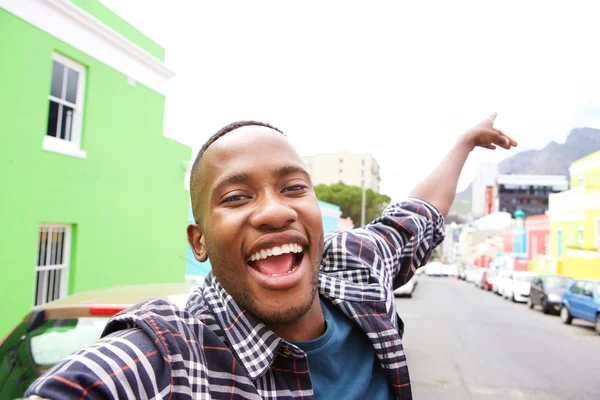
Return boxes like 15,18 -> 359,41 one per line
396,276 -> 600,400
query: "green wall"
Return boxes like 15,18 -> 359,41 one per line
0,10 -> 189,338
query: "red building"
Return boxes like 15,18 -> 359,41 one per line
525,214 -> 549,261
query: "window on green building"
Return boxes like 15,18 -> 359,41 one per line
43,53 -> 87,158
35,224 -> 71,306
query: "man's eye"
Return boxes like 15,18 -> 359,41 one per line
222,195 -> 249,203
283,185 -> 307,193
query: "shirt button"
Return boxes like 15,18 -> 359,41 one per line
282,347 -> 293,357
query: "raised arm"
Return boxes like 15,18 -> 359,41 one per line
409,113 -> 518,218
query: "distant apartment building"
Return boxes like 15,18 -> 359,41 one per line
302,151 -> 381,192
493,174 -> 568,217
471,162 -> 498,217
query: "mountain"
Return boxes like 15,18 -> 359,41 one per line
498,128 -> 600,175
450,127 -> 600,217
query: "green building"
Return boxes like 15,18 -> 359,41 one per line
0,0 -> 191,338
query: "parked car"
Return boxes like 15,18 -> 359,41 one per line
528,275 -> 573,314
473,268 -> 485,288
441,264 -> 458,278
426,262 -> 444,277
394,275 -> 418,298
495,269 -> 514,297
0,283 -> 195,399
503,271 -> 537,302
479,269 -> 493,291
560,279 -> 600,335
464,267 -> 479,283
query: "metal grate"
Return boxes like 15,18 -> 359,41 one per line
34,224 -> 71,306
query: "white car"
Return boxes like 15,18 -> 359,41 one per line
504,271 -> 538,302
394,275 -> 418,298
465,267 -> 480,283
495,269 -> 513,296
426,262 -> 444,277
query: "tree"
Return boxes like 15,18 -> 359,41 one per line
314,182 -> 391,228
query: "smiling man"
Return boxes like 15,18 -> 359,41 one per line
26,115 -> 516,399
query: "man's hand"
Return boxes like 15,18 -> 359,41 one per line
461,113 -> 518,151
409,113 -> 518,218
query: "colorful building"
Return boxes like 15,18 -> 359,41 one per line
0,0 -> 190,338
547,150 -> 600,279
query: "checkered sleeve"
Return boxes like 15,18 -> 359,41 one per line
375,198 -> 445,288
24,328 -> 170,399
334,198 -> 445,291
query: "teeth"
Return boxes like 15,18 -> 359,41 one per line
249,243 -> 304,263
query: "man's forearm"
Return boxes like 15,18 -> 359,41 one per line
409,136 -> 473,219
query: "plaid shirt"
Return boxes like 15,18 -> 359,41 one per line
26,199 -> 444,400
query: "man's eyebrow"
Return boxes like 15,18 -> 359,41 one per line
274,164 -> 310,178
212,172 -> 250,196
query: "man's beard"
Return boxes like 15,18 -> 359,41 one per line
207,233 -> 324,326
240,263 -> 320,325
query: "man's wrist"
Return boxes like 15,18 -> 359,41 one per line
456,132 -> 476,152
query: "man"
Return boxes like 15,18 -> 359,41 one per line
26,114 -> 516,399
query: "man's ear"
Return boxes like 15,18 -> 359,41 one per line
187,223 -> 208,262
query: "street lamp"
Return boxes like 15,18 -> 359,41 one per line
361,179 -> 366,226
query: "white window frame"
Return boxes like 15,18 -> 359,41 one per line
557,229 -> 563,258
34,224 -> 72,306
43,53 -> 87,159
576,227 -> 584,247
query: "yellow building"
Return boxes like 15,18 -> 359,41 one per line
546,150 -> 600,278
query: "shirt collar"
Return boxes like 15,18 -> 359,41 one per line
190,273 -> 283,381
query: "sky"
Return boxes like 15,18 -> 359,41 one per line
101,0 -> 600,202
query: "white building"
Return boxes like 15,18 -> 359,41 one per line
472,161 -> 498,217
302,151 -> 381,192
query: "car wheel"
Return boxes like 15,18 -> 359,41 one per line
527,297 -> 534,309
542,300 -> 551,315
511,294 -> 516,303
560,305 -> 573,325
595,314 -> 600,336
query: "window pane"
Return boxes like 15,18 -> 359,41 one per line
65,68 -> 79,104
46,101 -> 59,137
50,61 -> 64,98
59,105 -> 74,141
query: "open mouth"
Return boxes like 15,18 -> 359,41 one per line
247,243 -> 305,277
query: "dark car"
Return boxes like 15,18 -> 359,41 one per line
0,283 -> 194,399
560,279 -> 600,335
528,275 -> 573,314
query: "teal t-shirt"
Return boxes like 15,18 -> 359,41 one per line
290,299 -> 395,399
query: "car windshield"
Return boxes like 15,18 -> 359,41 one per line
543,276 -> 572,289
29,317 -> 109,365
515,275 -> 536,282
0,316 -> 109,395
597,284 -> 600,298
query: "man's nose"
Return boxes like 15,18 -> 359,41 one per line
250,192 -> 298,230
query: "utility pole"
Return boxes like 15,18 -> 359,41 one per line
361,179 -> 366,226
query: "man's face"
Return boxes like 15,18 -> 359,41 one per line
189,126 -> 324,325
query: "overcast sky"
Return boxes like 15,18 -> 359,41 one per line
101,0 -> 600,201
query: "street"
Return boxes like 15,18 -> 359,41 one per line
397,276 -> 600,400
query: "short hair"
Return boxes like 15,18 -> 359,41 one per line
190,121 -> 284,222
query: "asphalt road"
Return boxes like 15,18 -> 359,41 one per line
396,275 -> 600,400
